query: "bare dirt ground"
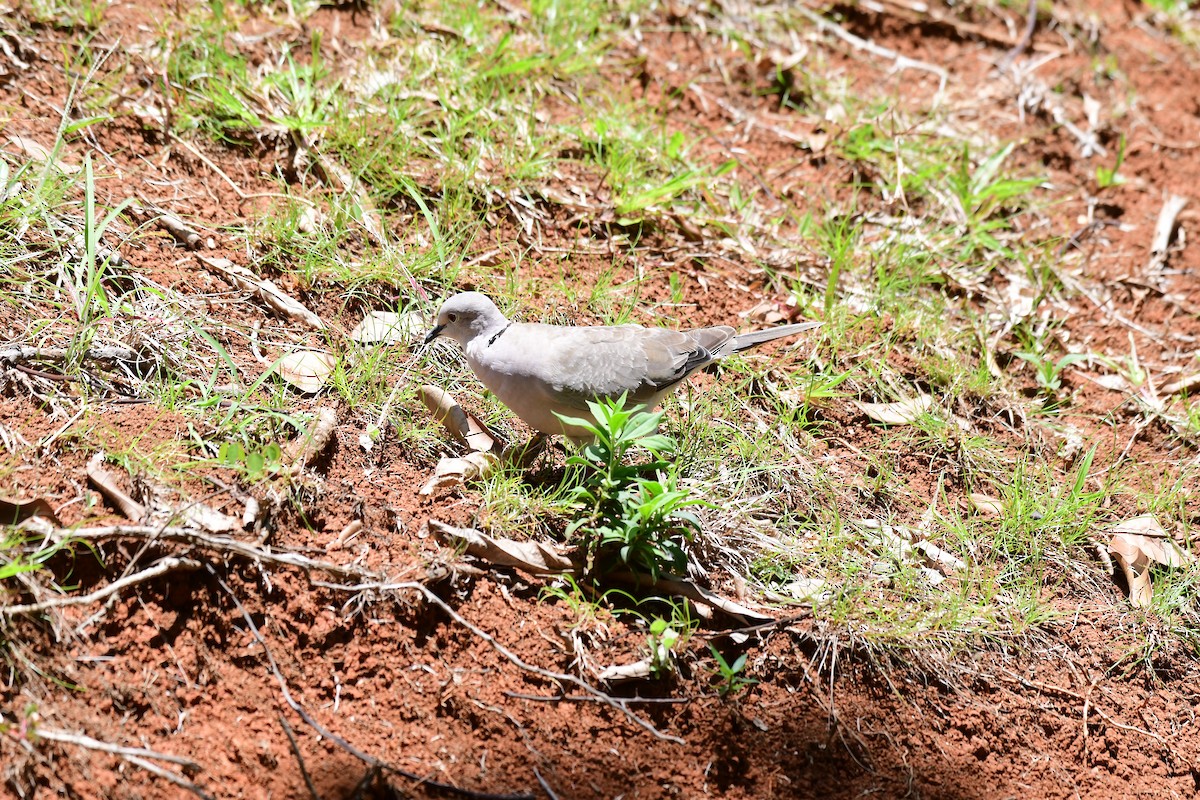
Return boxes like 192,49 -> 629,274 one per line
2,0 -> 1200,798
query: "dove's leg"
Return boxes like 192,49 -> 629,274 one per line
502,432 -> 550,468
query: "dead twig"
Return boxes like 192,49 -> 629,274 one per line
794,4 -> 948,95
86,453 -> 147,521
34,727 -> 211,800
996,0 -> 1039,73
1146,193 -> 1188,274
197,255 -> 326,331
130,200 -> 204,250
27,519 -> 384,582
277,714 -> 321,800
1,557 -> 200,618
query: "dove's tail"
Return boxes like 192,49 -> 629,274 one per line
725,320 -> 822,354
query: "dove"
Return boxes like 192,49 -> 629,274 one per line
424,291 -> 820,440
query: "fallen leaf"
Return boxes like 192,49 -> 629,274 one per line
7,134 -> 79,174
1161,372 -> 1200,396
598,659 -> 653,682
350,310 -> 425,344
1107,515 -> 1193,608
0,496 -> 61,526
427,519 -> 576,574
274,351 -> 337,393
969,493 -> 1004,517
419,384 -> 497,454
854,394 -> 933,425
418,451 -> 498,495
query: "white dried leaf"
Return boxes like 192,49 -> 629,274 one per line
418,451 -> 497,495
854,394 -> 933,425
426,520 -> 575,574
350,310 -> 424,344
274,351 -> 337,393
969,493 -> 1004,517
7,134 -> 79,174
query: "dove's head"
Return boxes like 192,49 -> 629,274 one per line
425,291 -> 509,347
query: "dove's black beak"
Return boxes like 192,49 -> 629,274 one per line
423,324 -> 445,345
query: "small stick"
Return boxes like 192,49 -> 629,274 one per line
320,579 -> 686,744
996,0 -> 1039,73
794,5 -> 948,94
86,453 -> 147,522
209,567 -> 536,800
1146,193 -> 1188,273
30,520 -> 385,582
533,767 -> 560,800
1,557 -> 199,618
123,755 -> 214,800
34,727 -> 199,768
278,713 -> 321,800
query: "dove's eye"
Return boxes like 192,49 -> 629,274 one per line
448,313 -> 458,323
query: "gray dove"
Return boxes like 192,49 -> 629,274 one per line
424,291 -> 821,440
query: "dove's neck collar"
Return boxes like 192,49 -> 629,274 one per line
487,323 -> 512,347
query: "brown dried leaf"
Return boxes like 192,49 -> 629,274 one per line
0,496 -> 60,526
419,384 -> 497,454
1107,516 -> 1193,608
274,351 -> 336,394
7,134 -> 79,174
427,519 -> 575,574
854,394 -> 933,425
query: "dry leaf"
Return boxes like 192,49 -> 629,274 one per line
86,453 -> 146,522
0,496 -> 60,526
418,451 -> 498,495
7,134 -> 79,173
350,310 -> 424,344
1161,372 -> 1200,396
854,394 -> 933,425
274,351 -> 337,393
1107,515 -> 1193,608
598,659 -> 653,683
969,493 -> 1004,517
419,384 -> 497,454
427,520 -> 575,574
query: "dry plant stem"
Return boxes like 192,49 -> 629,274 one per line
1146,193 -> 1188,273
34,727 -> 198,768
197,255 -> 326,331
533,768 -> 561,800
86,453 -> 147,521
132,201 -> 202,249
290,130 -> 385,245
321,580 -> 686,745
35,728 -> 211,799
0,344 -> 140,365
122,755 -> 214,800
1,557 -> 200,618
996,0 -> 1039,73
793,4 -> 948,94
209,568 -> 536,800
33,521 -> 385,582
277,713 -> 321,800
